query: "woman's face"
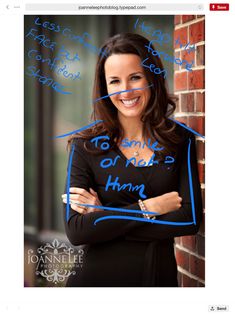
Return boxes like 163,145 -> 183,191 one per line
104,54 -> 151,121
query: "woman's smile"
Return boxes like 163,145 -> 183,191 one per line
120,96 -> 140,108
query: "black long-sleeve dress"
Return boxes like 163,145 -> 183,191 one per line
63,125 -> 203,287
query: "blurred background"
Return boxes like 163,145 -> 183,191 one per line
24,15 -> 205,287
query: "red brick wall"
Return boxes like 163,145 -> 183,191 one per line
174,15 -> 205,287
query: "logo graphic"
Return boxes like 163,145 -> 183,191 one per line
27,239 -> 83,284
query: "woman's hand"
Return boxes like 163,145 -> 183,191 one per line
144,192 -> 182,216
62,187 -> 103,215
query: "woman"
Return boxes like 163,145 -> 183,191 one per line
62,33 -> 202,287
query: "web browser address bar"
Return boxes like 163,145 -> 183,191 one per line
25,3 -> 204,11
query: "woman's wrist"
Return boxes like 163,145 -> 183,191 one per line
138,199 -> 156,219
143,198 -> 162,216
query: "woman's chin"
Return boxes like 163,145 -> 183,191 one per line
117,105 -> 145,119
119,111 -> 142,119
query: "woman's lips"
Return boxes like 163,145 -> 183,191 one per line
120,96 -> 140,108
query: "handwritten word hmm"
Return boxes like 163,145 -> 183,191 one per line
105,175 -> 147,199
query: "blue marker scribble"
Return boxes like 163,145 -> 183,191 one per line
68,203 -> 194,227
164,156 -> 175,164
66,144 -> 75,222
70,203 -> 158,216
93,84 -> 153,103
187,138 -> 196,225
94,215 -> 194,226
170,118 -> 205,139
60,115 -> 201,226
55,120 -> 103,138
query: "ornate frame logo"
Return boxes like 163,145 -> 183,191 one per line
27,239 -> 83,285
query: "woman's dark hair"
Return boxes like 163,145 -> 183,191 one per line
69,32 -> 181,155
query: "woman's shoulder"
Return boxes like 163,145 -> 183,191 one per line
70,136 -> 93,151
173,120 -> 196,142
70,129 -> 109,154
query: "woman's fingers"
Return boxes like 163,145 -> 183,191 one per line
89,188 -> 97,195
89,188 -> 102,206
62,197 -> 81,205
69,187 -> 91,198
70,203 -> 87,214
62,193 -> 96,207
62,193 -> 87,204
62,187 -> 103,214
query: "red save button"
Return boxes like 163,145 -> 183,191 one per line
210,3 -> 229,11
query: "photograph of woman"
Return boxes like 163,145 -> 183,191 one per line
61,32 -> 203,287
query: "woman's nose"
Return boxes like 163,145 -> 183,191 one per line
120,81 -> 134,97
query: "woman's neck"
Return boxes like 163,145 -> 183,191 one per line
118,115 -> 144,140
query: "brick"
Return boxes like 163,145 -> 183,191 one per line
181,92 -> 194,112
196,140 -> 205,160
190,255 -> 205,280
197,163 -> 205,184
174,27 -> 188,49
182,15 -> 196,23
175,248 -> 189,270
174,72 -> 187,91
175,237 -> 181,245
181,49 -> 195,68
182,274 -> 197,287
175,95 -> 180,112
174,15 -> 181,25
196,45 -> 205,66
182,235 -> 196,251
176,116 -> 188,126
174,95 -> 181,112
188,69 -> 205,90
188,116 -> 205,135
196,92 -> 205,112
174,51 -> 180,71
189,20 -> 205,44
196,234 -> 205,256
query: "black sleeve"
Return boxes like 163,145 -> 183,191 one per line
124,133 -> 203,240
63,138 -> 143,246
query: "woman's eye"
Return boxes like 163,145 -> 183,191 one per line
131,75 -> 142,81
109,79 -> 119,84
